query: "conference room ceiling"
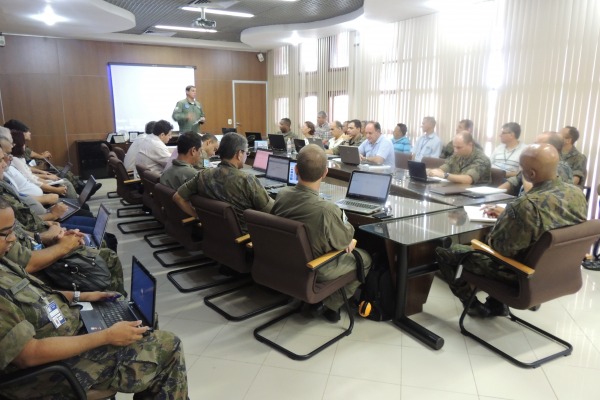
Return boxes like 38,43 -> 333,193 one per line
0,0 -> 437,50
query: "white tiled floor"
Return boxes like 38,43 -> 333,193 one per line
88,179 -> 600,400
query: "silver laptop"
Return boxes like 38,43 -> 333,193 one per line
307,137 -> 324,148
43,158 -> 72,178
57,176 -> 97,222
80,256 -> 156,333
268,160 -> 298,195
82,204 -> 110,249
258,155 -> 289,189
335,170 -> 392,214
337,145 -> 378,165
242,149 -> 272,177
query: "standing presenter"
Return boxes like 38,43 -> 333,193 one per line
172,85 -> 205,133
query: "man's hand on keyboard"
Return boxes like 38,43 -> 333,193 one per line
104,321 -> 150,346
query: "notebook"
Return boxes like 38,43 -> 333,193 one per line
57,176 -> 97,222
80,256 -> 156,333
268,160 -> 298,195
258,155 -> 290,189
337,145 -> 378,166
463,205 -> 505,223
293,138 -> 306,153
43,158 -> 73,178
82,204 -> 110,249
268,134 -> 287,151
335,170 -> 392,214
242,149 -> 272,177
407,160 -> 445,183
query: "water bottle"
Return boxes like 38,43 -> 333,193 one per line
286,138 -> 292,156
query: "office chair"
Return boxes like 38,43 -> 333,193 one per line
140,168 -> 176,248
0,361 -> 116,399
245,209 -> 364,361
490,167 -> 507,187
191,195 -> 290,321
457,219 -> 600,368
421,156 -> 445,169
394,152 -> 412,169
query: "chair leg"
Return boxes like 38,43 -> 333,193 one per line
117,218 -> 162,234
166,261 -> 239,293
204,280 -> 292,321
116,205 -> 149,218
459,289 -> 573,368
144,231 -> 178,248
253,289 -> 354,361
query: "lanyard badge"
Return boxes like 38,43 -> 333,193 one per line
45,299 -> 66,329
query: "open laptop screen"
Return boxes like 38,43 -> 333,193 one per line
92,204 -> 110,247
265,155 -> 290,181
78,175 -> 96,205
346,171 -> 392,202
253,149 -> 272,171
131,257 -> 156,326
288,161 -> 298,185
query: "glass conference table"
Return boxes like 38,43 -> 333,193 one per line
360,209 -> 493,350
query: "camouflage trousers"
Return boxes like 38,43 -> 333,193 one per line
435,244 -> 518,302
0,330 -> 187,400
317,248 -> 372,310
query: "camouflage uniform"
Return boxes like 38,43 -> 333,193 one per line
0,258 -> 187,400
177,160 -> 274,233
0,180 -> 48,232
440,147 -> 491,184
274,130 -> 297,142
160,159 -> 198,190
172,98 -> 204,133
331,134 -> 365,155
561,147 -> 587,187
436,179 -> 588,301
440,140 -> 454,159
2,223 -> 126,296
271,184 -> 372,310
505,161 -> 573,195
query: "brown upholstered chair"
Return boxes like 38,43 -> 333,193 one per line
421,156 -> 445,168
112,146 -> 126,163
490,167 -> 506,187
458,219 -> 600,368
0,361 -> 116,399
191,195 -> 289,321
139,168 -> 176,248
245,209 -> 363,360
395,152 -> 412,169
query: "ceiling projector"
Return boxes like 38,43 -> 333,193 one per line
193,18 -> 217,29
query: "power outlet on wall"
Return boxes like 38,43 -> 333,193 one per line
227,119 -> 232,125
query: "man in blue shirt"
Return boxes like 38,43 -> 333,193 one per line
392,123 -> 411,153
358,121 -> 395,166
413,116 -> 442,161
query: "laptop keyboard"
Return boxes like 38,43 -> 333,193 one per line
96,301 -> 135,325
258,178 -> 285,189
337,199 -> 380,210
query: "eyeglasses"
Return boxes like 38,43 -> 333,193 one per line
500,131 -> 513,135
0,222 -> 16,239
1,154 -> 12,162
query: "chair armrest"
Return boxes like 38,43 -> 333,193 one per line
307,249 -> 345,270
470,239 -> 535,276
182,216 -> 200,226
124,178 -> 141,185
0,362 -> 86,399
235,234 -> 251,244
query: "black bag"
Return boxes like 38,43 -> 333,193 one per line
358,261 -> 396,321
43,248 -> 111,291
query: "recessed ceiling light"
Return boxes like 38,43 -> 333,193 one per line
31,5 -> 68,26
154,25 -> 217,33
181,7 -> 254,18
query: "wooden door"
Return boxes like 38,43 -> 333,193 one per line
233,81 -> 267,139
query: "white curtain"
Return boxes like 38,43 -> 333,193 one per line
267,0 -> 599,217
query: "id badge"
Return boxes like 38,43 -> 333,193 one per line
45,300 -> 66,329
203,159 -> 210,168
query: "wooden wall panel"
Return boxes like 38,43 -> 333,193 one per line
0,35 -> 267,174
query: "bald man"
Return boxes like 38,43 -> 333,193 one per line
436,144 -> 587,318
427,131 -> 491,184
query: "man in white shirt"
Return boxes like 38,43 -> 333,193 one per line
413,116 -> 442,161
135,120 -> 173,174
490,122 -> 525,177
358,121 -> 395,166
124,121 -> 154,172
328,120 -> 345,150
315,111 -> 331,144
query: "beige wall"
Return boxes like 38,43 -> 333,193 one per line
0,35 -> 267,174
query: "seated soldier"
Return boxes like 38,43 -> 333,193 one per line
427,131 -> 491,184
326,119 -> 364,155
435,143 -> 587,317
271,144 -> 372,322
0,199 -> 188,398
173,132 -> 274,233
160,131 -> 203,190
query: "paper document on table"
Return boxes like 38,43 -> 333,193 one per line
465,187 -> 507,195
464,206 -> 498,223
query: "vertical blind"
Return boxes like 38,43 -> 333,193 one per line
267,0 -> 599,218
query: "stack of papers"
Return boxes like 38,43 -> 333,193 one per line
464,187 -> 507,195
464,206 -> 499,223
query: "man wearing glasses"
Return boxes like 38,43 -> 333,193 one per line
490,122 -> 525,178
173,132 -> 273,233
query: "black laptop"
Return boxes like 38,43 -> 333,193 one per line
268,134 -> 287,151
293,138 -> 306,153
80,256 -> 156,333
57,176 -> 97,222
43,158 -> 73,178
407,161 -> 445,183
82,204 -> 110,249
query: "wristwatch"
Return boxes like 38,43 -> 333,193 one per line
443,172 -> 449,179
73,291 -> 81,303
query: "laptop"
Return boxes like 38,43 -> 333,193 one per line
268,160 -> 298,195
258,155 -> 290,189
429,185 -> 471,196
337,145 -> 378,165
57,176 -> 97,222
80,256 -> 156,333
407,160 -> 445,183
293,138 -> 306,153
307,137 -> 324,149
242,149 -> 272,177
43,158 -> 73,178
245,132 -> 261,148
82,204 -> 110,249
335,170 -> 392,214
268,134 -> 287,151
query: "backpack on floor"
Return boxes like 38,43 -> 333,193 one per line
358,261 -> 396,321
